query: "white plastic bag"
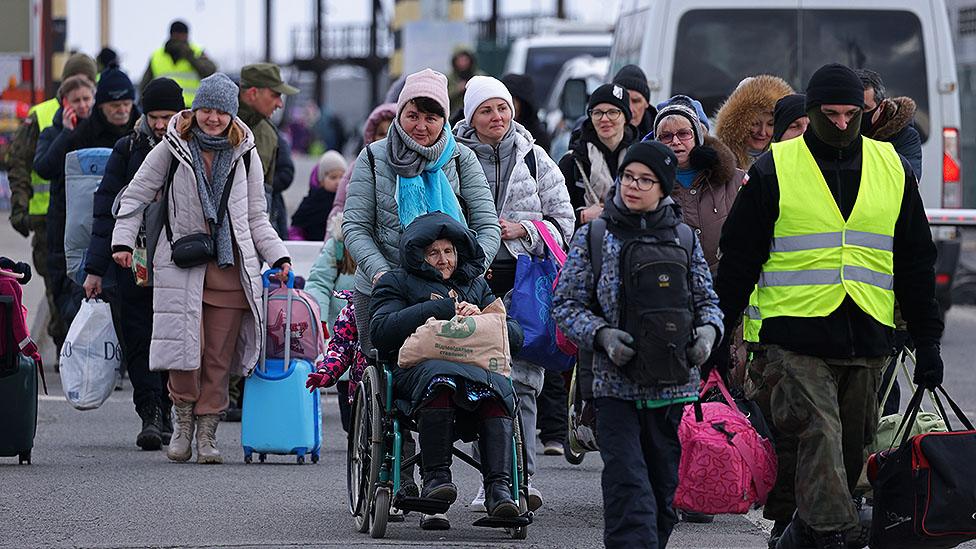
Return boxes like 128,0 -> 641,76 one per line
60,299 -> 122,410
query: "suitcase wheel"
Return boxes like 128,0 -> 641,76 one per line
18,451 -> 30,465
297,455 -> 306,465
244,454 -> 253,464
259,453 -> 267,463
311,453 -> 319,464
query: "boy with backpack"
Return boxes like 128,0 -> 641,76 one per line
553,141 -> 723,548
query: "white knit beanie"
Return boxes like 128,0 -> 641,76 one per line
463,75 -> 514,125
397,69 -> 451,119
317,150 -> 347,184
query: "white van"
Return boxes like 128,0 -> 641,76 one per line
504,34 -> 613,109
611,0 -> 971,315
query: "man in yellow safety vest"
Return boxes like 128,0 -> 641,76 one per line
6,52 -> 97,351
713,64 -> 945,549
139,20 -> 216,106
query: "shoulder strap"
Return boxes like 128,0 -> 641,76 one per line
365,144 -> 376,183
530,220 -> 566,265
449,154 -> 470,221
216,150 -> 247,226
588,217 -> 607,317
162,151 -> 180,243
525,148 -> 537,180
675,223 -> 695,259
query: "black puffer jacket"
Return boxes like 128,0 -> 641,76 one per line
85,119 -> 157,278
369,212 -> 523,416
715,131 -> 943,358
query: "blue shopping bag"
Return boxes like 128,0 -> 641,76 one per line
509,252 -> 575,372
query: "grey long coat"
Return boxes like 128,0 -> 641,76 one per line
342,138 -> 501,297
112,112 -> 288,376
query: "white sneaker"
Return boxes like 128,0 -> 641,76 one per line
470,485 -> 486,513
527,484 -> 544,512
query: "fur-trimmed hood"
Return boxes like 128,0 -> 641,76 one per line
714,75 -> 794,169
865,96 -> 916,141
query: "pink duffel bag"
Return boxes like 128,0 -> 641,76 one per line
673,370 -> 777,515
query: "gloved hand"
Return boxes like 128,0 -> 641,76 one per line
913,344 -> 944,389
687,324 -> 718,367
0,257 -> 31,285
306,369 -> 334,392
10,208 -> 30,238
595,327 -> 635,367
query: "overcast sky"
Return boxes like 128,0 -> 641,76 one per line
66,0 -> 620,76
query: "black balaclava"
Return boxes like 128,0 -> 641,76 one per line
804,63 -> 865,149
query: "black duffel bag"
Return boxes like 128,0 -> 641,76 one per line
868,385 -> 976,549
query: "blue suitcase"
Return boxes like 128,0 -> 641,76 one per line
241,270 -> 322,464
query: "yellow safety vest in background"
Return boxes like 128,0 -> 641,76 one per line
149,44 -> 204,106
27,98 -> 59,216
756,136 -> 904,328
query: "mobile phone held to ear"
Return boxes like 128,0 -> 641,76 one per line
62,99 -> 77,128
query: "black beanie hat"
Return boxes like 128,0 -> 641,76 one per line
170,20 -> 189,35
619,141 -> 677,197
773,94 -> 807,141
141,77 -> 186,113
612,64 -> 650,102
501,73 -> 537,110
95,67 -> 135,106
805,63 -> 864,110
588,83 -> 632,123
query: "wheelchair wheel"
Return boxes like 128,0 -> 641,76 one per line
348,365 -> 385,534
563,370 -> 586,465
369,486 -> 391,539
510,406 -> 530,540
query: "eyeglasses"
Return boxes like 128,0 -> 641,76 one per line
621,172 -> 659,191
590,108 -> 624,121
657,128 -> 695,144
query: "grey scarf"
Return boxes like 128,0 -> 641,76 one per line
386,118 -> 449,178
188,126 -> 235,268
454,121 -> 519,213
135,116 -> 159,147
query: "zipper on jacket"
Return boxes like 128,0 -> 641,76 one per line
834,150 -> 858,358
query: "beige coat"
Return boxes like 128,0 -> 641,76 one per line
112,112 -> 288,375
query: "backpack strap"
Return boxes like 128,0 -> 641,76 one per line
525,148 -> 537,180
162,151 -> 180,243
587,217 -> 607,317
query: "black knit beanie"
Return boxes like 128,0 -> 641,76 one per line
95,67 -> 135,106
805,63 -> 864,109
501,73 -> 537,110
619,141 -> 677,197
612,64 -> 650,102
141,77 -> 185,113
773,94 -> 807,141
588,83 -> 632,123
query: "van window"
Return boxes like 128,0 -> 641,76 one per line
526,46 -> 612,105
611,8 -> 650,75
670,9 -> 929,141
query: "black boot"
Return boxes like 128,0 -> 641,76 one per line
477,417 -> 519,518
776,514 -> 846,549
159,404 -> 173,445
768,519 -> 791,549
136,405 -> 163,451
418,408 -> 457,503
398,433 -> 419,499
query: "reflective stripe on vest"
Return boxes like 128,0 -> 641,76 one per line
27,98 -> 59,215
149,44 -> 203,105
743,286 -> 762,343
756,137 -> 904,327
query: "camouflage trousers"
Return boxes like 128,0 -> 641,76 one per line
744,344 -> 884,532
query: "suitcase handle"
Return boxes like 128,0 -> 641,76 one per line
262,269 -> 295,289
260,269 -> 294,373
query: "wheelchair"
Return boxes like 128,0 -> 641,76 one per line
346,352 -> 533,539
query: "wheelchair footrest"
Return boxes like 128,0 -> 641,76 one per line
472,512 -> 533,529
392,495 -> 451,515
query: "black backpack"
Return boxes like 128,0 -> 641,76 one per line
588,217 -> 697,386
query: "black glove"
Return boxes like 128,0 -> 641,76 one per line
10,208 -> 30,238
595,327 -> 635,367
913,344 -> 944,389
0,257 -> 30,285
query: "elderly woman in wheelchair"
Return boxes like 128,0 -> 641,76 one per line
365,212 -> 527,529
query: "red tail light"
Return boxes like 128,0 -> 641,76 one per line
943,127 -> 962,208
936,273 -> 951,286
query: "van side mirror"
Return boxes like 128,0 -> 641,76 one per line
561,78 -> 589,121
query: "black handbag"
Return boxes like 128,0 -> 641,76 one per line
163,151 -> 248,269
868,385 -> 976,549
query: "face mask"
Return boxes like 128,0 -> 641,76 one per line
807,107 -> 862,149
860,106 -> 878,136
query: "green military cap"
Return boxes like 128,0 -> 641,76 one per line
240,63 -> 299,95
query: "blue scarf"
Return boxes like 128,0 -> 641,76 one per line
388,120 -> 465,228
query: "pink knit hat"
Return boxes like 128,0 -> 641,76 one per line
397,69 -> 451,119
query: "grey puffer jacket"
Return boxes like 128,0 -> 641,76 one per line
343,137 -> 501,296
112,112 -> 288,375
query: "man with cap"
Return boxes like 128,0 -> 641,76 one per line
141,20 -> 216,106
856,68 -> 922,180
773,94 -> 809,143
83,78 -> 184,452
7,52 -> 97,352
613,64 -> 658,139
713,63 -> 944,548
34,66 -> 140,338
553,140 -> 723,548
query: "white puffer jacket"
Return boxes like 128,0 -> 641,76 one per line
112,112 -> 288,375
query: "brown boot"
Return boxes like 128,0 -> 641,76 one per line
195,414 -> 223,464
166,402 -> 195,462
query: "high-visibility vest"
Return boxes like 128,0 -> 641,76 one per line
756,136 -> 904,328
149,44 -> 204,106
743,287 -> 761,343
26,98 -> 60,216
